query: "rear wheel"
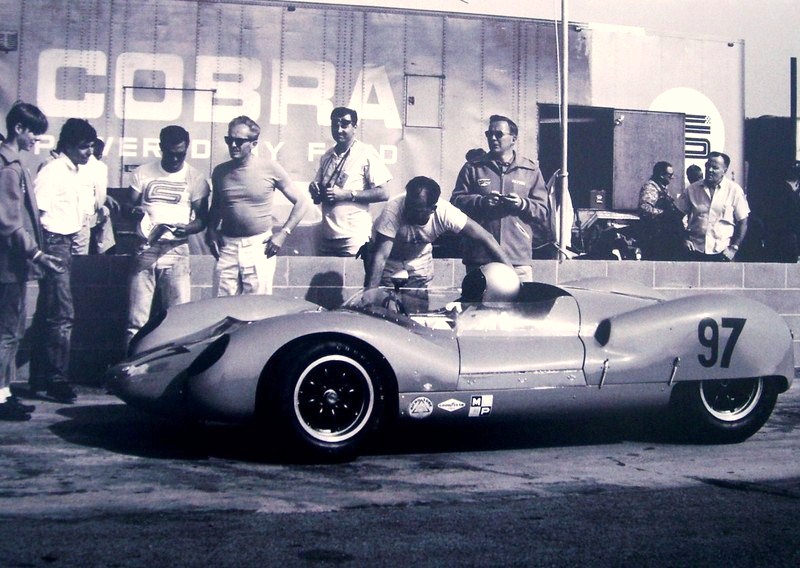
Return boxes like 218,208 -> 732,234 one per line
671,377 -> 779,443
269,340 -> 385,461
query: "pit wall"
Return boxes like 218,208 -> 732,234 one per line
19,257 -> 800,385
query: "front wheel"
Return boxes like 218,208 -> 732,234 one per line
268,340 -> 385,461
671,377 -> 779,444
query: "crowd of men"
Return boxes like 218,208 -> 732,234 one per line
1,98 -> 758,420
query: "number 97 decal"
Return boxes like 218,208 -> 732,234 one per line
697,317 -> 746,368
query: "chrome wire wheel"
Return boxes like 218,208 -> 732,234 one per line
699,378 -> 763,422
293,354 -> 375,443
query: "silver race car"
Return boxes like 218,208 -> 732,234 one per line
108,263 -> 794,461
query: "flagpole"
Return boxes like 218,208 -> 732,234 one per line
559,0 -> 570,260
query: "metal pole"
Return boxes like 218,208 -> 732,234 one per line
558,0 -> 569,260
791,57 -> 797,161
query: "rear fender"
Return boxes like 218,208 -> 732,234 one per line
584,293 -> 794,387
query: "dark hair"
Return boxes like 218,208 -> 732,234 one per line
405,176 -> 441,206
652,161 -> 672,177
686,164 -> 703,182
707,151 -> 730,168
160,125 -> 190,147
92,138 -> 105,160
5,101 -> 48,138
331,106 -> 358,125
57,118 -> 96,150
489,114 -> 518,137
228,115 -> 260,138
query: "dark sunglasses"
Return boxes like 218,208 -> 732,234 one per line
332,118 -> 354,128
224,136 -> 257,146
485,130 -> 509,139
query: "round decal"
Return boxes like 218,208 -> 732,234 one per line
408,396 -> 433,419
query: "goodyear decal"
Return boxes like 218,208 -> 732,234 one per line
437,399 -> 466,413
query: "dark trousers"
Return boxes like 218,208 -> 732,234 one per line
687,250 -> 729,262
30,231 -> 75,386
0,281 -> 27,390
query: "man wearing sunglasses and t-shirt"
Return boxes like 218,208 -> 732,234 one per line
207,115 -> 309,296
310,107 -> 393,261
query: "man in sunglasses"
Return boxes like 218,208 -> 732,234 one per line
124,125 -> 210,348
207,115 -> 309,296
366,176 -> 511,312
451,114 -> 549,281
310,106 -> 392,260
637,160 -> 685,260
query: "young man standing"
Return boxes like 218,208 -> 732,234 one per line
207,116 -> 309,296
0,102 -> 63,420
125,125 -> 210,348
29,118 -> 97,403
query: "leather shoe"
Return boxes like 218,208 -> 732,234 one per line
46,381 -> 77,404
0,400 -> 32,421
6,396 -> 35,413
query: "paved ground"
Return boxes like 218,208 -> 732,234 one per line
0,382 -> 798,565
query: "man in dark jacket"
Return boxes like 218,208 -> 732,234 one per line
0,102 -> 63,420
450,114 -> 549,281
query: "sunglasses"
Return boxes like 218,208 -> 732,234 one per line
485,130 -> 510,139
332,118 -> 354,129
224,136 -> 257,146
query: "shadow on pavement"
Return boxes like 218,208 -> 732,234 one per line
47,399 -> 675,463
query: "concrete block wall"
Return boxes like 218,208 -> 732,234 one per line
19,257 -> 800,385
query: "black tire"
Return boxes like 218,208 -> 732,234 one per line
671,377 -> 779,444
270,340 -> 385,461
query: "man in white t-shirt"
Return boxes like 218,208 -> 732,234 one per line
366,176 -> 511,311
125,125 -> 210,348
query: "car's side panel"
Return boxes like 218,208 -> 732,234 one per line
398,383 -> 673,421
186,310 -> 460,420
456,295 -> 586,389
582,293 -> 794,387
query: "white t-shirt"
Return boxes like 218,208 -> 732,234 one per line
374,195 -> 468,277
130,160 -> 210,239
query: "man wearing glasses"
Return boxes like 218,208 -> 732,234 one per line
310,106 -> 392,259
207,115 -> 309,296
450,114 -> 549,282
637,161 -> 685,260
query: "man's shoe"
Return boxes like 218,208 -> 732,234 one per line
0,400 -> 32,421
6,396 -> 35,413
46,381 -> 77,404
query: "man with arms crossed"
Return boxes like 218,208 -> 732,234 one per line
207,116 -> 309,295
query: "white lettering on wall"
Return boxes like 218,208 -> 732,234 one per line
37,48 -> 107,118
114,52 -> 184,120
349,66 -> 402,129
271,59 -> 335,126
195,56 -> 262,124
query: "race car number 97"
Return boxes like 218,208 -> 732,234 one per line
697,317 -> 746,368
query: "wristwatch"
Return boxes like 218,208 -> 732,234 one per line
350,190 -> 358,201
730,244 -> 739,251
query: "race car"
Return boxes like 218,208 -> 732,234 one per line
107,263 -> 795,461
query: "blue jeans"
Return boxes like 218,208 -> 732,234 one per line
30,231 -> 75,386
126,242 -> 191,346
0,282 -> 27,390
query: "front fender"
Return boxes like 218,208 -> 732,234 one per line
584,293 -> 794,388
186,310 -> 460,420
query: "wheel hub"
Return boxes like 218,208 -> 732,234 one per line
323,388 -> 340,406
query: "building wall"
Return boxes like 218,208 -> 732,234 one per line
20,256 -> 800,385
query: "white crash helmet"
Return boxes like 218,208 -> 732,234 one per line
460,262 -> 521,303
